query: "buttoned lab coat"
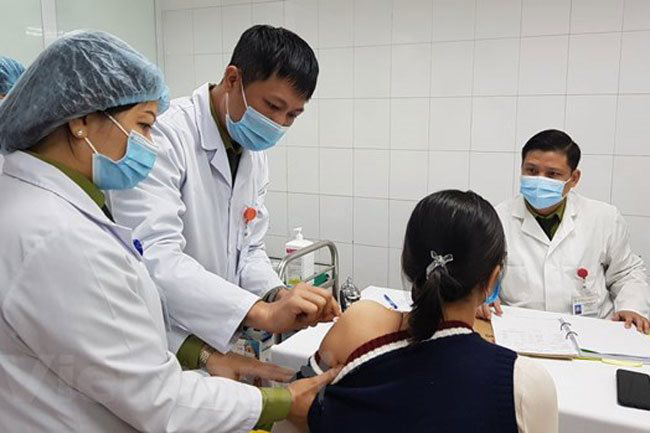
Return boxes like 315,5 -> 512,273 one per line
496,192 -> 650,318
109,83 -> 283,354
0,151 -> 262,433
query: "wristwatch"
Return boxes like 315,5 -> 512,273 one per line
198,343 -> 215,370
263,285 -> 288,303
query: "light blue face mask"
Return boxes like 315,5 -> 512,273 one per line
520,175 -> 568,210
84,113 -> 157,190
485,279 -> 501,305
225,81 -> 287,151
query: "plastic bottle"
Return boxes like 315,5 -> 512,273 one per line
285,227 -> 314,287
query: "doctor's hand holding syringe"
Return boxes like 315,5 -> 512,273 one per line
245,283 -> 341,334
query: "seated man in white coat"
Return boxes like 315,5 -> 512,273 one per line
109,25 -> 339,382
482,129 -> 650,332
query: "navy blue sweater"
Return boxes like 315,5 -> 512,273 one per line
308,330 -> 518,433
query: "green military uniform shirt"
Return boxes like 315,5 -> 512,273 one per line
526,199 -> 567,241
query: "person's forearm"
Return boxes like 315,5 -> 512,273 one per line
254,387 -> 293,430
158,267 -> 259,353
176,334 -> 205,370
244,300 -> 271,330
610,279 -> 650,318
240,250 -> 286,297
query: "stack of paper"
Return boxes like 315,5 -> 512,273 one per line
492,307 -> 650,364
491,315 -> 578,358
569,314 -> 650,362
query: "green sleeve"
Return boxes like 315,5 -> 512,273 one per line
254,387 -> 292,430
176,335 -> 205,370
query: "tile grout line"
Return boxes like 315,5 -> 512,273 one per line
466,0 -> 479,190
611,0 -> 627,206
512,0 -> 524,197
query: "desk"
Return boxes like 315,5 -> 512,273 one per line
270,286 -> 650,433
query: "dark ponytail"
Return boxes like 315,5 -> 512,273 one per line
403,190 -> 506,342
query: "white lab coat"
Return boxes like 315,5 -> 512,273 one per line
108,83 -> 283,354
0,151 -> 261,432
496,192 -> 650,318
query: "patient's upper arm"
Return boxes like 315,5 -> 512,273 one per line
317,300 -> 400,367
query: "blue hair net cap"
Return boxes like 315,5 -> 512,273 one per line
0,30 -> 169,152
0,56 -> 25,94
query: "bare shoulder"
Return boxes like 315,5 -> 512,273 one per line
318,300 -> 403,367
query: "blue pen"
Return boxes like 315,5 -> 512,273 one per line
384,294 -> 399,310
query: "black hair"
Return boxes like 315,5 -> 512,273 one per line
522,129 -> 581,171
402,190 -> 506,342
228,25 -> 319,100
105,103 -> 137,116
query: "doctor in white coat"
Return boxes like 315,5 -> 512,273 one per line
480,130 -> 650,332
0,30 -> 336,433
109,25 -> 339,373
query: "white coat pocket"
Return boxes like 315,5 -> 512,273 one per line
501,264 -> 540,309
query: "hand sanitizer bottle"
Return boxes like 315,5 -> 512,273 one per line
285,227 -> 314,287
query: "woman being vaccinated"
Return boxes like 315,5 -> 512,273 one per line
303,190 -> 558,433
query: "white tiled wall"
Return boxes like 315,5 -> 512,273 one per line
157,0 -> 650,290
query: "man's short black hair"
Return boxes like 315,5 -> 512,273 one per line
229,25 -> 319,100
522,129 -> 581,171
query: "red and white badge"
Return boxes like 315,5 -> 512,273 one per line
572,267 -> 598,317
243,207 -> 257,224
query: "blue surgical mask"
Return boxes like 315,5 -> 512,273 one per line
225,81 -> 287,151
486,279 -> 501,305
520,175 -> 568,210
84,113 -> 157,190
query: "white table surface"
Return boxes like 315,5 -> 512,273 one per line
270,286 -> 650,433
